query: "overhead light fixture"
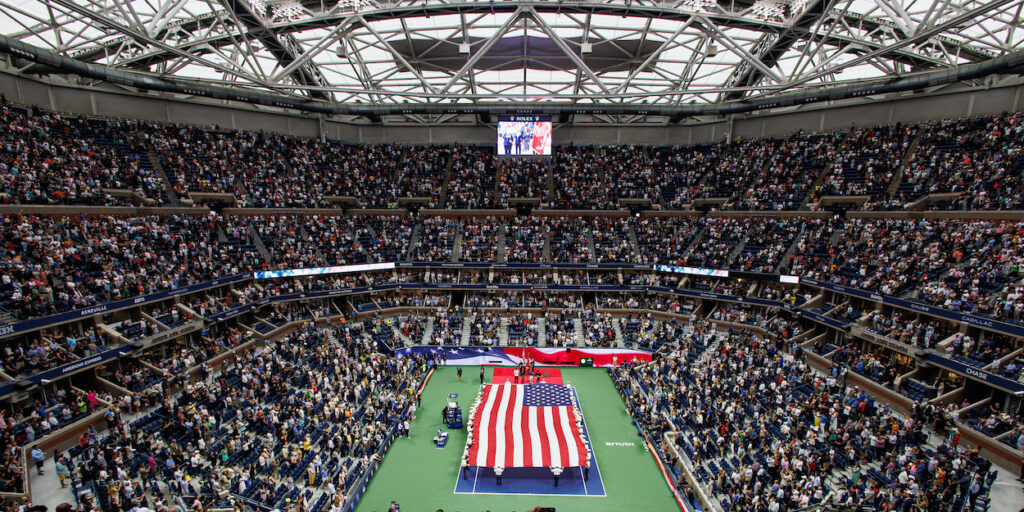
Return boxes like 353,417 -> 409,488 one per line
459,43 -> 471,54
750,0 -> 786,21
336,44 -> 347,58
707,44 -> 718,57
677,0 -> 716,11
581,43 -> 593,54
270,0 -> 304,21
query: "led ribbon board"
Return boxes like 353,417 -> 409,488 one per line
654,264 -> 729,278
254,262 -> 396,279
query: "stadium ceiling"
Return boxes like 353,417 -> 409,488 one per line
1,0 -> 1024,123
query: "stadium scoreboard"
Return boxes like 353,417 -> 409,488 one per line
497,115 -> 552,156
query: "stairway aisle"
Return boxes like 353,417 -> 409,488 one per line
574,318 -> 586,347
537,318 -> 548,347
499,317 -> 510,347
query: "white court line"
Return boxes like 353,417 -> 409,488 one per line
572,387 -> 606,497
453,489 -> 607,497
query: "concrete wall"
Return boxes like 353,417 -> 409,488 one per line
1,68 -> 1021,145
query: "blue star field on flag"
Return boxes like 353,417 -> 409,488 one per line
522,383 -> 573,407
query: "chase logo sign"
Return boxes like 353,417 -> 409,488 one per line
964,367 -> 988,381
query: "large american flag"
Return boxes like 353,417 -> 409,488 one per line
467,382 -> 588,468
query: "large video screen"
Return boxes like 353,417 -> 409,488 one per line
497,115 -> 552,156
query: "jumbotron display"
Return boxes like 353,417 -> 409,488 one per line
497,115 -> 553,156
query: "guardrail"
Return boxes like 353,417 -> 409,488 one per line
4,263 -> 1021,343
0,273 -> 249,339
2,263 -> 1021,400
662,432 -> 713,512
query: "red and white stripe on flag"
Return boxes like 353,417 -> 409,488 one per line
467,382 -> 588,468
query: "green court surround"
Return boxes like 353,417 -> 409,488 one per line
353,366 -> 680,512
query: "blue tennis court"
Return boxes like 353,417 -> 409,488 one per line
454,387 -> 606,497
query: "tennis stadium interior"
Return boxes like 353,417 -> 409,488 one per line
0,0 -> 1023,511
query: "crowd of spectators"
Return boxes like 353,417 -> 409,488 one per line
5,99 -> 1024,212
445,147 -> 496,209
304,143 -> 400,208
733,219 -> 804,273
685,218 -> 745,269
543,311 -> 578,347
786,218 -> 842,276
582,309 -> 617,348
7,386 -> 110,446
142,334 -> 227,382
354,217 -> 414,263
55,321 -> 427,512
943,332 -> 1017,372
0,105 -> 165,206
155,126 -> 258,198
105,361 -> 163,394
616,325 -> 997,512
553,146 -> 617,209
0,213 -> 1019,348
0,214 -> 261,321
650,145 -> 720,209
548,218 -> 592,263
1,327 -> 105,378
814,124 -> 918,203
0,269 -> 1017,512
498,158 -> 549,201
254,217 -> 320,268
798,219 -> 955,297
711,306 -> 766,328
506,313 -> 539,346
505,217 -> 547,263
863,311 -> 948,349
391,313 -> 425,345
689,277 -> 748,298
391,146 -> 451,206
731,133 -> 839,211
829,343 -> 913,390
0,443 -> 23,493
299,216 -> 363,265
590,218 -> 636,263
892,113 -> 1024,210
467,312 -> 501,346
409,218 -> 457,262
606,146 -> 660,202
5,100 -> 1024,512
634,217 -> 703,266
599,295 -> 644,309
431,310 -> 465,346
458,218 -> 500,262
915,221 -> 1024,318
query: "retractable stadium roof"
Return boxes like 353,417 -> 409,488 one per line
1,0 -> 1023,123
